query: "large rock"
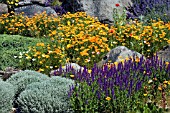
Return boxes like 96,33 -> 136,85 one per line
14,4 -> 58,17
50,63 -> 84,76
157,44 -> 170,62
61,0 -> 132,25
0,3 -> 8,15
97,46 -> 145,67
18,0 -> 47,5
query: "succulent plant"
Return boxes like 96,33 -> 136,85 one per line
17,76 -> 75,113
0,80 -> 15,113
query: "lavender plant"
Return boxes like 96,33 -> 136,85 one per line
66,55 -> 170,112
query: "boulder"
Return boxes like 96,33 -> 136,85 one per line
97,46 -> 145,68
0,3 -> 8,15
157,44 -> 170,62
18,0 -> 47,5
50,63 -> 84,76
31,0 -> 47,4
14,4 -> 58,17
61,0 -> 132,25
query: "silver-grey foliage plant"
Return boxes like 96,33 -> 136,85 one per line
17,76 -> 75,113
6,70 -> 49,95
0,81 -> 15,113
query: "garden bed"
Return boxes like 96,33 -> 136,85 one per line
0,1 -> 170,112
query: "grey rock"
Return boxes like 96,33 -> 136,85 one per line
97,46 -> 145,67
0,67 -> 22,81
18,0 -> 47,5
31,0 -> 47,4
157,44 -> 170,62
50,63 -> 85,76
0,3 -> 8,15
14,4 -> 58,17
62,0 -> 132,25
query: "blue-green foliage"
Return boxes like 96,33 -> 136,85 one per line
17,76 -> 75,113
0,81 -> 15,113
6,70 -> 49,95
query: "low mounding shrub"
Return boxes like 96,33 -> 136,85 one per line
0,80 -> 15,113
6,70 -> 49,95
17,76 -> 75,113
0,34 -> 45,70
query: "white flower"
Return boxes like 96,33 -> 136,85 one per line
19,56 -> 22,58
26,56 -> 31,59
91,51 -> 95,54
14,56 -> 17,58
148,79 -> 153,84
32,58 -> 36,61
50,66 -> 53,69
49,51 -> 53,53
26,50 -> 29,53
87,58 -> 90,62
19,52 -> 23,56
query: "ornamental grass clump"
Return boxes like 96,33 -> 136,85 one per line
0,80 -> 15,113
17,76 -> 75,113
68,55 -> 170,112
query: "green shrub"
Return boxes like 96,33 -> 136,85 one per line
0,80 -> 15,113
0,34 -> 47,70
6,70 -> 49,95
17,76 -> 75,113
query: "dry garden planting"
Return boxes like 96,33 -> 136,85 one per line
0,0 -> 170,113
